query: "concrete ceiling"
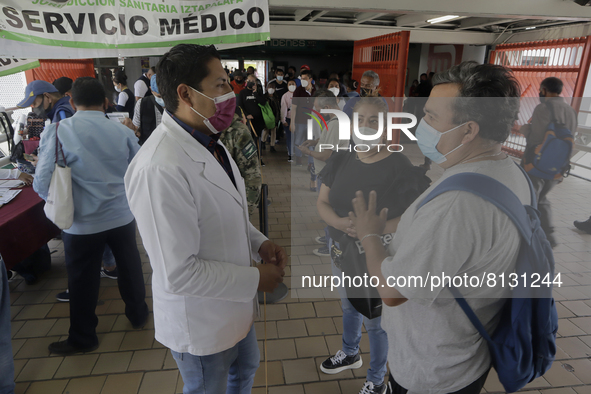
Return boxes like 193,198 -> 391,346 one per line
267,0 -> 591,44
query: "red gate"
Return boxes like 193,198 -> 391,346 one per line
25,59 -> 96,85
490,36 -> 591,157
352,31 -> 410,100
352,31 -> 410,144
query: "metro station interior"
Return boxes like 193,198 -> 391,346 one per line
2,0 -> 591,393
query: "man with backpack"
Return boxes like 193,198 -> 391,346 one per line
520,77 -> 578,247
348,62 -> 557,393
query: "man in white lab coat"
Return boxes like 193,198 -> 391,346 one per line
124,44 -> 287,394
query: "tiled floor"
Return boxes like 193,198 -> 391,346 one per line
8,142 -> 591,394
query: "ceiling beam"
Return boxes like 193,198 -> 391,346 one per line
270,21 -> 496,44
457,17 -> 519,30
308,11 -> 329,22
269,0 -> 591,21
395,14 -> 441,27
294,9 -> 311,22
354,12 -> 387,24
503,22 -> 591,43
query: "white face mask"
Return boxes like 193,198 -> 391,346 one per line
288,85 -> 296,92
276,76 -> 284,82
301,79 -> 309,88
267,88 -> 275,95
114,85 -> 121,93
328,87 -> 340,97
353,126 -> 382,147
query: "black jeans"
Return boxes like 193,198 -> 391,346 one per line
62,220 -> 148,348
388,369 -> 490,394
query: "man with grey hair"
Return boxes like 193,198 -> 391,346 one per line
349,62 -> 531,393
343,70 -> 381,118
520,77 -> 577,246
360,70 -> 380,97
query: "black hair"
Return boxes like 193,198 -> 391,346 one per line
156,44 -> 221,113
432,61 -> 521,143
113,70 -> 128,86
150,66 -> 156,73
52,77 -> 73,95
71,77 -> 106,107
347,79 -> 358,90
327,78 -> 340,86
420,73 -> 428,79
288,66 -> 296,73
541,77 -> 563,94
300,70 -> 312,78
276,68 -> 285,75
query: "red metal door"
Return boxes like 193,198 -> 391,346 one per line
352,31 -> 410,144
491,37 -> 591,157
25,59 -> 96,85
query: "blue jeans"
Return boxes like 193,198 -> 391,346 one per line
103,245 -> 116,269
294,123 -> 307,158
285,118 -> 293,156
329,239 -> 388,385
0,259 -> 15,394
172,325 -> 259,394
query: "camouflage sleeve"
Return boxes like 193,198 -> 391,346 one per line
223,118 -> 262,214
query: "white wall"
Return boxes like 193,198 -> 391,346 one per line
462,45 -> 487,63
418,44 -> 487,76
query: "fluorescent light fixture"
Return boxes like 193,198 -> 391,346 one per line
427,15 -> 460,24
525,26 -> 537,30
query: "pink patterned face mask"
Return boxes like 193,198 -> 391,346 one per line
189,87 -> 236,134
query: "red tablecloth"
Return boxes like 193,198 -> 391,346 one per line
0,186 -> 60,270
23,140 -> 40,155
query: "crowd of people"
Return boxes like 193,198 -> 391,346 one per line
0,42 -> 584,394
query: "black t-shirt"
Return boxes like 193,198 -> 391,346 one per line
273,81 -> 288,101
320,151 -> 431,239
236,88 -> 267,133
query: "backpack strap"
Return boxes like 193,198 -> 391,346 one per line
448,286 -> 493,341
417,168 -> 533,244
416,163 -> 537,342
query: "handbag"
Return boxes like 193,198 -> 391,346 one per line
335,233 -> 392,319
43,123 -> 74,230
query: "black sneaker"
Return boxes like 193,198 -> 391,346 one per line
7,270 -> 20,283
314,236 -> 326,245
261,160 -> 266,167
313,245 -> 330,257
288,156 -> 293,163
320,350 -> 363,374
56,289 -> 70,302
359,380 -> 387,394
48,340 -> 98,356
270,146 -> 277,153
100,267 -> 118,280
574,217 -> 591,234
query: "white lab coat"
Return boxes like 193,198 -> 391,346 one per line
124,111 -> 267,356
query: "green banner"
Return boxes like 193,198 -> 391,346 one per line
0,58 -> 40,77
0,0 -> 270,58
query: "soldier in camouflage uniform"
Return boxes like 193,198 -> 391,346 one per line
220,114 -> 262,215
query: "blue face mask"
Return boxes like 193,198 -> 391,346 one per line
416,118 -> 466,164
155,97 -> 165,108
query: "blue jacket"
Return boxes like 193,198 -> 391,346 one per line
47,96 -> 75,123
33,110 -> 140,235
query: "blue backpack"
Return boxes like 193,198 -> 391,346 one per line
523,103 -> 574,180
417,166 -> 558,393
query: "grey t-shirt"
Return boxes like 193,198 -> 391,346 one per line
381,158 -> 531,393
